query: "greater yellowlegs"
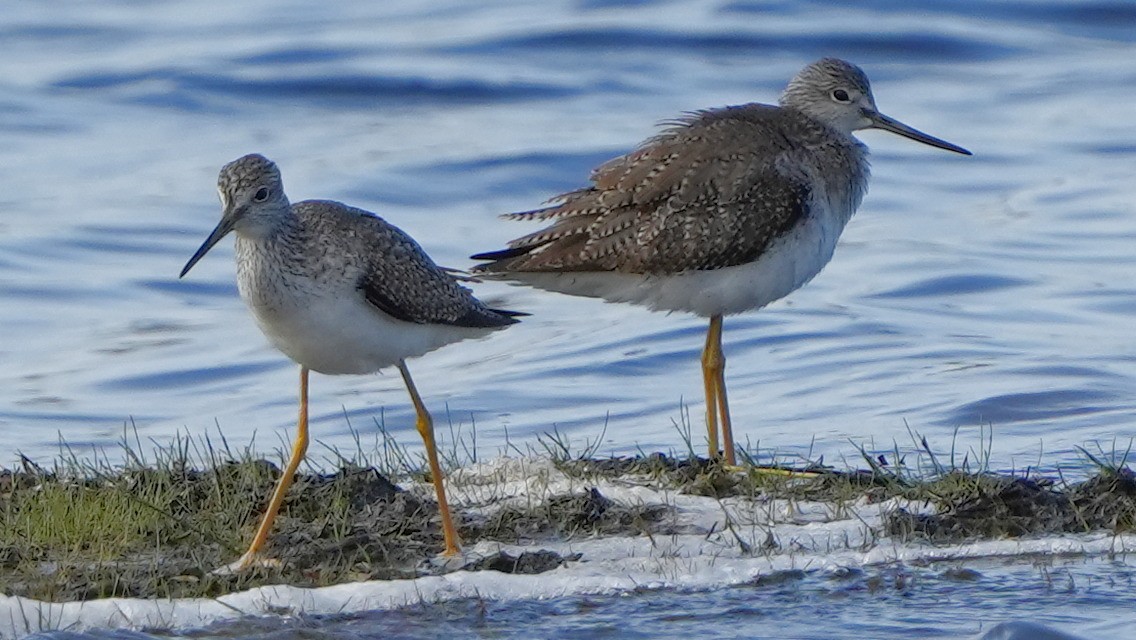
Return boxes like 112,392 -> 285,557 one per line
472,58 -> 970,466
180,153 -> 521,570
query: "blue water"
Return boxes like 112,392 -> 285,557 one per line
2,0 -> 1136,636
199,558 -> 1136,639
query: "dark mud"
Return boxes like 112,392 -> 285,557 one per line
468,487 -> 673,543
563,453 -> 1136,543
887,467 -> 1136,542
558,452 -> 893,500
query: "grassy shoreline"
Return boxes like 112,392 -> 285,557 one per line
2,430 -> 1134,602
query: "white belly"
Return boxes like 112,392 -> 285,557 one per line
503,211 -> 848,318
238,276 -> 494,376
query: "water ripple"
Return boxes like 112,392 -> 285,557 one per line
447,27 -> 1018,62
944,390 -> 1117,426
96,361 -> 281,393
872,274 -> 1033,299
53,70 -> 578,108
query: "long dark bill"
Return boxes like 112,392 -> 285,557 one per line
870,111 -> 972,155
180,217 -> 235,278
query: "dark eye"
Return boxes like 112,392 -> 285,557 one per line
253,186 -> 270,202
831,89 -> 851,103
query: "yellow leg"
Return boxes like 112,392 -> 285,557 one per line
398,360 -> 462,556
710,317 -> 736,466
701,316 -> 720,460
225,366 -> 311,572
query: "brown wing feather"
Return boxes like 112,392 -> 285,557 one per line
474,104 -> 822,275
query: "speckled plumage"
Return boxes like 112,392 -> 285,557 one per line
238,199 -> 515,328
472,58 -> 968,318
185,153 -> 520,375
485,103 -> 865,277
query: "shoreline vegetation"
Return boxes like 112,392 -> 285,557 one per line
1,422 -> 1133,603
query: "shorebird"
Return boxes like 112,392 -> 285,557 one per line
180,153 -> 521,570
472,58 -> 970,466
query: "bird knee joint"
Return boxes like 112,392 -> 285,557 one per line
702,350 -> 725,369
416,416 -> 434,440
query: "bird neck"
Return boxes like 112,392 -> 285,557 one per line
235,203 -> 299,244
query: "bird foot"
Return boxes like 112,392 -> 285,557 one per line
424,547 -> 475,573
211,552 -> 282,575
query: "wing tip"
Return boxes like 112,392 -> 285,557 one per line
493,308 -> 529,322
470,246 -> 534,275
457,305 -> 527,328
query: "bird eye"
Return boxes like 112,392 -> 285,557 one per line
831,89 -> 851,103
253,186 -> 270,202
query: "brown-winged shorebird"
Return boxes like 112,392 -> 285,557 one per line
180,153 -> 521,571
471,58 -> 970,466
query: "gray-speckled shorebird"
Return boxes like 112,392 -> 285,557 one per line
472,58 -> 970,466
180,153 -> 521,571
